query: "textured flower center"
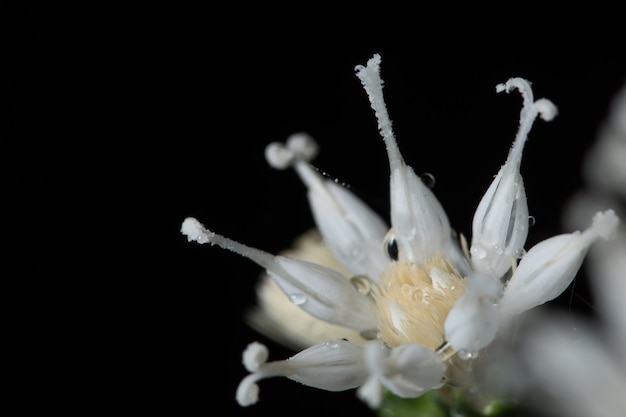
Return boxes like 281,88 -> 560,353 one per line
372,254 -> 467,351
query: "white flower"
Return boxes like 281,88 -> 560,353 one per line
518,78 -> 626,417
181,54 -> 620,408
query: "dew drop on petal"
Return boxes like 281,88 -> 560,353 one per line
360,328 -> 379,340
351,247 -> 364,261
421,172 -> 436,188
470,244 -> 488,260
458,350 -> 479,360
289,293 -> 307,305
325,340 -> 340,348
514,248 -> 527,259
351,275 -> 372,295
383,231 -> 399,261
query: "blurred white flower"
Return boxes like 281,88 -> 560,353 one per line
181,55 -> 619,409
519,78 -> 626,417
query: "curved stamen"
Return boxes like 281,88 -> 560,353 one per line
470,78 -> 558,279
237,340 -> 369,406
496,78 -> 558,168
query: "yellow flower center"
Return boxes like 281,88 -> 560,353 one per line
372,254 -> 467,351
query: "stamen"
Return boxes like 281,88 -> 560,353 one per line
355,53 -> 403,171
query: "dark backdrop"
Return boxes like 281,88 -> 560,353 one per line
7,3 -> 625,416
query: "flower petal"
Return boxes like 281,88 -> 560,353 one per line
182,217 -> 378,333
389,165 -> 452,263
444,274 -> 501,355
267,257 -> 378,332
357,342 -> 445,408
471,78 -> 557,280
470,168 -> 528,278
266,134 -> 390,281
498,210 -> 620,318
381,343 -> 446,399
521,314 -> 626,417
286,339 -> 368,390
355,54 -> 451,263
307,176 -> 390,281
236,340 -> 368,406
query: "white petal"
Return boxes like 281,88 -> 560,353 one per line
381,343 -> 445,398
499,210 -> 620,318
286,339 -> 368,391
308,178 -> 390,281
357,376 -> 383,409
236,374 -> 261,407
182,218 -> 378,333
588,230 -> 626,354
389,166 -> 451,263
355,54 -> 450,263
268,257 -> 378,332
471,78 -> 557,279
470,168 -> 529,279
357,341 -> 388,407
236,340 -> 368,407
445,274 -> 501,354
357,342 -> 445,408
521,315 -> 626,417
242,341 -> 268,372
266,134 -> 389,280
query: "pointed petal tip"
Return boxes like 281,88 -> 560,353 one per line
590,209 -> 620,240
181,217 -> 213,244
242,342 -> 268,372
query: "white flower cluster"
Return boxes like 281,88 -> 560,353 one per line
181,55 -> 620,409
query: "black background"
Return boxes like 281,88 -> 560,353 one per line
6,3 -> 626,415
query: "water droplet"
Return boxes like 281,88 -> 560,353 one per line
494,244 -> 504,255
528,215 -> 536,226
383,229 -> 399,261
289,293 -> 306,305
325,340 -> 340,348
514,248 -> 527,259
458,350 -> 479,360
420,172 -> 436,188
351,275 -> 372,295
360,329 -> 379,340
350,247 -> 364,261
470,244 -> 487,260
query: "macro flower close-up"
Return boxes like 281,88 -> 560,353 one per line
181,54 -> 620,416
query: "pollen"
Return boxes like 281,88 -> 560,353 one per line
373,254 -> 467,351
